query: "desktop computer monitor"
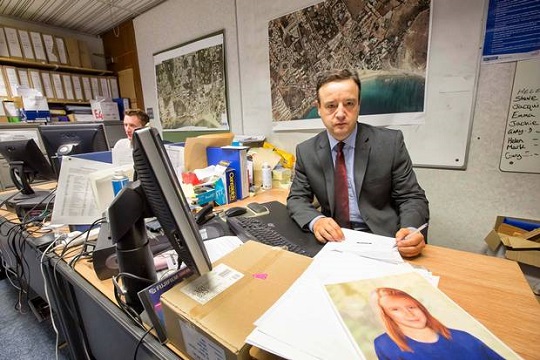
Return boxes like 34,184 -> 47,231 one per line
38,123 -> 109,173
102,121 -> 127,149
0,139 -> 56,202
132,127 -> 212,276
107,127 -> 211,312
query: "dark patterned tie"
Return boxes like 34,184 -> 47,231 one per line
334,142 -> 350,228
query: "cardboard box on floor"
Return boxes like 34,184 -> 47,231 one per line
484,216 -> 540,268
161,241 -> 311,360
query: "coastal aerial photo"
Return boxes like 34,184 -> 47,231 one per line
268,0 -> 430,121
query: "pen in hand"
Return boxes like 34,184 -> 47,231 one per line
395,223 -> 429,248
404,223 -> 428,240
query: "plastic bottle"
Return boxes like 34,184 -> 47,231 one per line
111,170 -> 129,196
246,154 -> 254,188
261,162 -> 272,190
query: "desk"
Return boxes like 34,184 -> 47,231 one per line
2,188 -> 540,360
409,246 -> 540,360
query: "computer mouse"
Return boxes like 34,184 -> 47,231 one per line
225,206 -> 248,217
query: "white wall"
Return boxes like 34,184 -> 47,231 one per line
0,15 -> 106,70
133,0 -> 540,254
133,0 -> 241,134
417,62 -> 540,252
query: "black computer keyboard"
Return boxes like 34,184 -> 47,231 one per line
227,216 -> 307,256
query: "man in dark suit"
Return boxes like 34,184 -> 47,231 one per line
287,69 -> 429,257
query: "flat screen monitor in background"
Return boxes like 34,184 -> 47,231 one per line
0,139 -> 56,203
0,123 -> 45,152
107,127 -> 212,312
102,121 -> 127,149
38,123 -> 109,174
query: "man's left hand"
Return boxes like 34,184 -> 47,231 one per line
395,228 -> 426,258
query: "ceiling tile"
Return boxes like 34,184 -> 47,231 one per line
0,0 -> 167,35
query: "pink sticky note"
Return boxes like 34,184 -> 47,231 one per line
253,273 -> 268,280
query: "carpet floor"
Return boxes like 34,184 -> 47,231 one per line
0,278 -> 70,359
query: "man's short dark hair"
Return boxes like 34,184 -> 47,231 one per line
124,109 -> 150,126
316,69 -> 362,103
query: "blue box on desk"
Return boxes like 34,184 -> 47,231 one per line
206,146 -> 249,200
214,168 -> 237,205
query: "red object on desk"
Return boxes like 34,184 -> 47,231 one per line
182,172 -> 200,185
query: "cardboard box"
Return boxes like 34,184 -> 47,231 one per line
161,241 -> 311,360
0,99 -> 7,122
64,37 -> 81,67
90,100 -> 120,121
78,40 -> 92,68
484,215 -> 540,268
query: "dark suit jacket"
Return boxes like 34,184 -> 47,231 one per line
287,122 -> 429,237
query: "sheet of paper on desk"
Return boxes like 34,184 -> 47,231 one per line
51,156 -> 114,225
246,230 -> 437,360
160,236 -> 244,273
204,236 -> 243,262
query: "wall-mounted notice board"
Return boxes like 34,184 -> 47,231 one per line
500,58 -> 540,174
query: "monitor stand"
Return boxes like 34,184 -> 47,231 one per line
0,189 -> 19,206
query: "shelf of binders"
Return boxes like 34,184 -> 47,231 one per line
0,57 -> 113,76
0,64 -> 119,104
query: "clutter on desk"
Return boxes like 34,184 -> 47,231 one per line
484,215 -> 540,268
182,162 -> 236,206
183,132 -> 234,171
247,147 -> 281,188
233,134 -> 266,148
176,133 -> 298,206
262,141 -> 295,169
207,145 -> 250,200
261,162 -> 272,190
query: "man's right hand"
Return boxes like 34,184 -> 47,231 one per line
313,217 -> 345,243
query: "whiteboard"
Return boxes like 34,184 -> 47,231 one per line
236,0 -> 486,169
499,58 -> 540,174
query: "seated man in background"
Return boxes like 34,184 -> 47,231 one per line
114,109 -> 150,148
112,109 -> 150,165
287,69 -> 429,258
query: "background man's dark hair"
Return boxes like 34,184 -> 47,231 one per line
124,109 -> 150,126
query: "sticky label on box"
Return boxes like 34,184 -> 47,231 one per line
180,263 -> 243,304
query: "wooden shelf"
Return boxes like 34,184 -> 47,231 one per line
0,57 -> 113,76
48,100 -> 90,105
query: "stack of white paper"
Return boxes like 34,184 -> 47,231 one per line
247,229 -> 438,359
